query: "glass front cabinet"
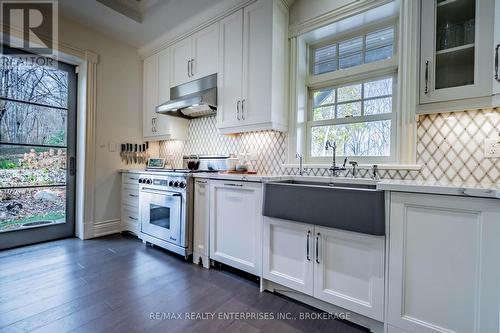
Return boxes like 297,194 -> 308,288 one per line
419,0 -> 495,104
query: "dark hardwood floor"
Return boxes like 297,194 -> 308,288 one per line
0,234 -> 368,333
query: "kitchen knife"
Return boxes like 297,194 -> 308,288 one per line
134,144 -> 138,164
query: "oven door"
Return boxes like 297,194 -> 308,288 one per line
140,188 -> 182,246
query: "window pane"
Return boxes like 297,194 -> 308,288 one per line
313,89 -> 335,106
339,37 -> 362,57
366,27 -> 394,50
0,145 -> 67,187
364,78 -> 393,98
0,186 -> 66,233
314,44 -> 337,63
0,100 -> 67,146
314,61 -> 337,75
337,84 -> 362,102
311,120 -> 391,157
339,53 -> 363,70
365,45 -> 393,63
337,102 -> 361,118
364,97 -> 392,115
0,55 -> 69,108
312,106 -> 335,121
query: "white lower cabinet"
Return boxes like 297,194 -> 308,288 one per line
314,226 -> 385,321
262,217 -> 314,294
193,179 -> 210,268
209,180 -> 262,275
121,173 -> 140,234
388,192 -> 500,333
262,217 -> 385,321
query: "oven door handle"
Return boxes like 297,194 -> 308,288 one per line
141,188 -> 182,197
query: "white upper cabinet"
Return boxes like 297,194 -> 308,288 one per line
192,23 -> 219,79
388,192 -> 500,333
170,38 -> 192,87
170,22 -> 219,87
493,0 -> 500,97
217,0 -> 288,134
419,0 -> 494,105
217,10 -> 244,129
143,50 -> 188,141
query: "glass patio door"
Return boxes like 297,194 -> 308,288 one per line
0,46 -> 77,249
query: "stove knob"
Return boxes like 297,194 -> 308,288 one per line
179,182 -> 186,189
168,181 -> 174,187
138,178 -> 143,184
146,179 -> 152,185
173,181 -> 179,188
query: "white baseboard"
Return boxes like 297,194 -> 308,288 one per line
93,219 -> 121,238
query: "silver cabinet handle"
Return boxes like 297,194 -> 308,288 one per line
128,193 -> 138,197
224,183 -> 243,187
315,232 -> 320,264
128,216 -> 138,221
241,99 -> 246,120
187,60 -> 191,77
306,230 -> 311,261
495,44 -> 499,81
190,58 -> 194,77
195,180 -> 208,184
237,100 -> 241,120
424,60 -> 430,94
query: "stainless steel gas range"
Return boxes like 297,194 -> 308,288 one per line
137,155 -> 227,258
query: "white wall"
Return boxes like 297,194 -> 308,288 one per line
59,17 -> 142,226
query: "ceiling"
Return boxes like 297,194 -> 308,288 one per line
60,0 -> 227,48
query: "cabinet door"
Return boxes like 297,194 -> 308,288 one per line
388,192 -> 500,333
262,217 -> 314,295
493,0 -> 500,95
420,0 -> 494,104
143,55 -> 158,139
156,48 -> 170,135
170,37 -> 192,87
217,10 -> 243,129
192,23 -> 219,79
193,179 -> 209,257
209,180 -> 262,275
314,226 -> 385,321
241,0 -> 272,125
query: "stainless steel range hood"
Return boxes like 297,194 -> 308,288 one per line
156,73 -> 217,118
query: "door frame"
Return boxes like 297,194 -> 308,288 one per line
0,45 -> 78,249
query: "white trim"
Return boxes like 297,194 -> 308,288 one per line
289,0 -> 395,38
94,219 -> 121,237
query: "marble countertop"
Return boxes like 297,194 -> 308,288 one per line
120,169 -> 499,199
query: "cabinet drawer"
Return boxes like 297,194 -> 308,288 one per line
122,173 -> 140,185
122,206 -> 140,232
122,188 -> 139,207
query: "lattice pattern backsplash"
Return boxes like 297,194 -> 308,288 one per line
159,108 -> 499,185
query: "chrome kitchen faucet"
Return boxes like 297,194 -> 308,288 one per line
325,140 -> 347,177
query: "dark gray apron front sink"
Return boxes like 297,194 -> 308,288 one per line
263,180 -> 385,235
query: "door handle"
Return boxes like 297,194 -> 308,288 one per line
495,44 -> 499,81
241,99 -> 246,120
190,58 -> 194,77
306,230 -> 311,261
315,232 -> 320,264
224,183 -> 243,187
237,100 -> 241,120
187,60 -> 191,77
69,156 -> 76,176
424,60 -> 430,94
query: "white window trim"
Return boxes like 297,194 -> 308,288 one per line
286,0 -> 419,169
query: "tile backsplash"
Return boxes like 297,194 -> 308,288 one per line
159,108 -> 499,185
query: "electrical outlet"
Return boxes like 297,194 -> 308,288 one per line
484,138 -> 500,158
